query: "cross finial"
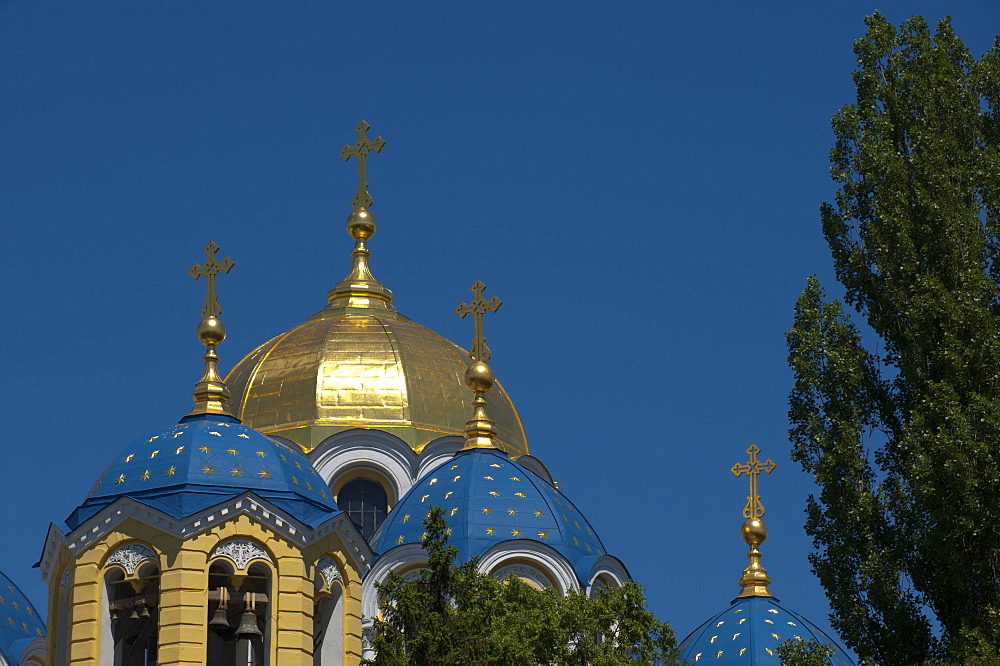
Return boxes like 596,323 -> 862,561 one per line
340,120 -> 386,210
456,281 -> 502,362
189,241 -> 235,318
731,444 -> 776,519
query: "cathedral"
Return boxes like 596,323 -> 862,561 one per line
0,122 -> 852,665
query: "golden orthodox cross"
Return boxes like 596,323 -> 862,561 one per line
731,444 -> 776,519
340,120 -> 386,210
456,281 -> 502,362
189,241 -> 235,318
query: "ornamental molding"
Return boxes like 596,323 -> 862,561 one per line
211,539 -> 273,570
492,563 -> 551,590
317,557 -> 342,589
106,543 -> 157,574
44,493 -> 372,582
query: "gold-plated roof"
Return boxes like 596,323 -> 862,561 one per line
224,311 -> 528,456
225,120 -> 527,456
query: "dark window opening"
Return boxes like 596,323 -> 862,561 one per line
338,477 -> 388,540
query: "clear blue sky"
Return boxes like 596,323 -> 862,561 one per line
3,0 -> 998,654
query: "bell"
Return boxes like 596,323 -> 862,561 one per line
235,610 -> 262,637
129,607 -> 139,620
209,605 -> 230,631
138,602 -> 150,619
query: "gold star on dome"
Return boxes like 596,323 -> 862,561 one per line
732,633 -> 740,640
449,507 -> 459,516
444,491 -> 453,499
509,476 -> 519,481
115,474 -> 126,484
450,465 -> 459,470
202,466 -> 214,474
125,454 -> 134,462
538,531 -> 548,539
452,475 -> 461,482
429,478 -> 438,485
489,491 -> 499,497
483,476 -> 494,481
238,433 -> 250,439
228,448 -> 239,455
292,476 -> 299,485
420,494 -> 429,502
511,529 -> 522,537
738,648 -> 746,656
175,446 -> 184,454
150,450 -> 159,458
401,514 -> 410,523
279,453 -> 287,462
321,489 -> 328,498
140,470 -> 151,480
481,507 -> 491,514
514,492 -> 526,498
486,528 -> 495,535
200,446 -> 210,453
172,432 -> 182,438
396,535 -> 405,544
257,470 -> 271,479
306,483 -> 313,491
148,436 -> 157,442
230,468 -> 242,477
166,467 -> 176,476
256,451 -> 266,457
489,464 -> 500,468
507,508 -> 518,516
209,431 -> 221,437
533,510 -> 544,517
295,461 -> 302,469
716,651 -> 723,658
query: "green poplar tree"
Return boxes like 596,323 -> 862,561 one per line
786,12 -> 1000,664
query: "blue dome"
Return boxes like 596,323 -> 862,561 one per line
68,414 -> 339,529
373,448 -> 606,584
0,570 -> 45,664
679,596 -> 853,665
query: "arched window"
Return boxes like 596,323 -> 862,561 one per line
313,558 -> 344,665
207,560 -> 271,666
337,477 -> 388,540
103,562 -> 159,665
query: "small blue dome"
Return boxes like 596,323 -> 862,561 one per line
68,414 -> 338,529
373,448 -> 606,584
0,570 -> 45,664
679,596 -> 853,665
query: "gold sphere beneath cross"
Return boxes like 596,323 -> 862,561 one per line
197,317 -> 226,346
741,517 -> 768,546
465,361 -> 495,392
346,208 -> 377,240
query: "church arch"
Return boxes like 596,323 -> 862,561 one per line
313,556 -> 345,666
477,541 -> 579,596
206,558 -> 271,666
102,556 -> 159,666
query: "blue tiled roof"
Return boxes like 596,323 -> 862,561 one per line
0,570 -> 45,664
68,414 -> 339,529
372,448 -> 606,584
679,595 -> 854,665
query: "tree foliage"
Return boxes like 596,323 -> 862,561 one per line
786,12 -> 1000,664
777,638 -> 836,666
366,507 -> 678,665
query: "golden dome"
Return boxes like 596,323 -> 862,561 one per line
228,120 -> 527,456
224,307 -> 528,456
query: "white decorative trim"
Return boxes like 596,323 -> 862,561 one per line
45,492 -> 374,582
491,563 -> 552,590
586,555 -> 631,596
309,429 -> 419,508
362,543 -> 428,618
414,437 -> 463,480
106,543 -> 156,574
477,540 -> 579,596
211,539 -> 272,570
317,557 -> 342,589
